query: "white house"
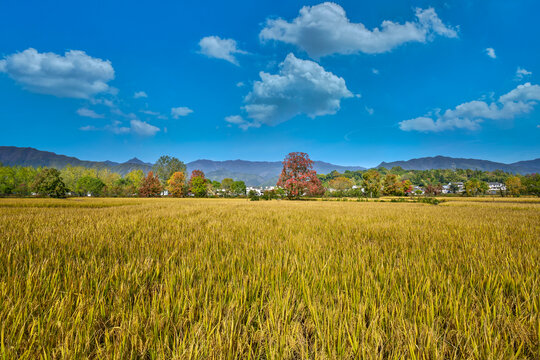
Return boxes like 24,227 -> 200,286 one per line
488,182 -> 506,194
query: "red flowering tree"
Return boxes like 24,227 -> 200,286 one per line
277,152 -> 324,199
139,171 -> 163,197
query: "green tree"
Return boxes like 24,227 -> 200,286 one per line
221,178 -> 234,195
231,181 -> 247,196
152,156 -> 186,185
125,169 -> 145,195
190,176 -> 208,197
76,176 -> 105,196
32,168 -> 68,198
523,174 -> 540,196
362,170 -> 381,198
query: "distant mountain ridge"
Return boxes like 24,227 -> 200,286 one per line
377,155 -> 540,174
0,146 -> 365,186
1,147 -> 538,186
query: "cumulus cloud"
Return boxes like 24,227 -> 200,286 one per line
231,53 -> 352,128
171,107 -> 193,118
134,91 -> 148,98
485,47 -> 496,59
198,36 -> 248,65
130,119 -> 160,136
76,108 -> 104,119
399,83 -> 540,132
516,67 -> 532,80
259,3 -> 457,58
0,48 -> 114,98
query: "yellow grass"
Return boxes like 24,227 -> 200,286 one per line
0,197 -> 539,359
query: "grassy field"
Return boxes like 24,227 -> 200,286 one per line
0,197 -> 539,359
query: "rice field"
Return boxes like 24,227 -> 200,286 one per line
0,197 -> 539,359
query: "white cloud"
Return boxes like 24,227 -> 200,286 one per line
365,106 -> 374,115
485,47 -> 496,59
112,108 -> 137,119
0,48 -> 114,98
171,107 -> 193,118
76,108 -> 104,119
234,53 -> 352,128
260,4 -> 457,58
399,83 -> 540,132
91,98 -> 115,107
130,119 -> 160,136
516,67 -> 532,80
224,115 -> 259,130
134,91 -> 147,98
198,36 -> 247,65
236,81 -> 245,87
79,125 -> 97,131
140,109 -> 160,116
372,68 -> 379,75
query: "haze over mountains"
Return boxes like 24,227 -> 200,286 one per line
1,146 -> 539,186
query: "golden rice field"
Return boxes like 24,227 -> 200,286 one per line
0,197 -> 539,359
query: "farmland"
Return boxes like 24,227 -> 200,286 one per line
0,197 -> 539,358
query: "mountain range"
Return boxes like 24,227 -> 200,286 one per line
1,146 -> 538,186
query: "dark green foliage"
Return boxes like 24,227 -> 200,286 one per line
31,168 -> 68,198
231,181 -> 246,196
76,176 -> 105,196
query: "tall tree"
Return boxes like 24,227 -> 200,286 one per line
189,170 -> 208,197
167,171 -> 187,197
382,174 -> 401,196
32,168 -> 68,198
139,171 -> 162,197
361,170 -> 382,198
277,152 -> 324,198
505,176 -> 524,196
152,156 -> 186,185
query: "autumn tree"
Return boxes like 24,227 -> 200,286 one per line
139,171 -> 162,197
329,176 -> 354,191
277,152 -> 324,199
382,174 -> 401,196
361,169 -> 381,198
152,156 -> 186,185
464,179 -> 488,196
401,180 -> 413,196
167,171 -> 186,197
505,176 -> 524,196
32,168 -> 68,198
425,184 -> 443,196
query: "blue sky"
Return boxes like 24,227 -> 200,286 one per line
0,0 -> 539,167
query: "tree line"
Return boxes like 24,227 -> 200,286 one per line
1,153 -> 538,198
0,156 -> 247,198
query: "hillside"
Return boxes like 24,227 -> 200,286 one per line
377,155 -> 540,174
